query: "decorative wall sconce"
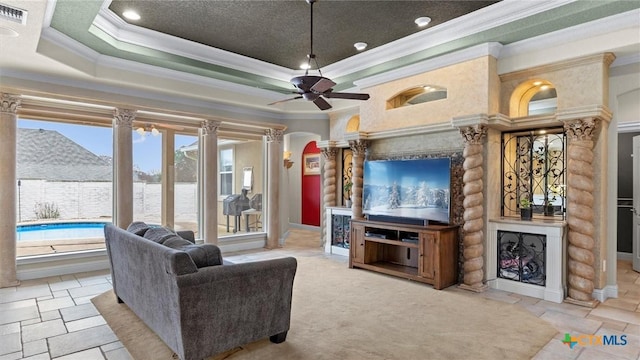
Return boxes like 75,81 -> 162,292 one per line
283,151 -> 294,169
136,124 -> 160,136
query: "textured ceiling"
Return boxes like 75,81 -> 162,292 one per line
107,0 -> 499,70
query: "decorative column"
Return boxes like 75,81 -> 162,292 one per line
266,129 -> 283,249
349,140 -> 368,219
0,93 -> 20,288
321,147 -> 338,246
459,124 -> 488,292
113,108 -> 135,229
564,118 -> 599,307
202,120 -> 221,244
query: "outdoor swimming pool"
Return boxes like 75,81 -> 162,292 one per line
17,222 -> 110,241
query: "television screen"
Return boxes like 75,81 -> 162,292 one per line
363,157 -> 451,223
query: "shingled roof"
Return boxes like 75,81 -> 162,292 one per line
17,128 -> 112,181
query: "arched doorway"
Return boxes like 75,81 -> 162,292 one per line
301,141 -> 321,226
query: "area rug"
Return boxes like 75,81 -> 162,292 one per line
92,256 -> 556,360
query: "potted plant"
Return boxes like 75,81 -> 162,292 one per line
344,181 -> 353,207
520,198 -> 532,220
543,199 -> 555,216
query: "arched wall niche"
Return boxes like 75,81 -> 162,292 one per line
346,115 -> 360,133
508,79 -> 557,117
385,85 -> 448,109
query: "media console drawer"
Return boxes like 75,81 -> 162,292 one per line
349,219 -> 459,290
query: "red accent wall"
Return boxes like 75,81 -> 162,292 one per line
301,141 -> 321,226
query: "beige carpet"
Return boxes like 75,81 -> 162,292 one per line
92,256 -> 556,360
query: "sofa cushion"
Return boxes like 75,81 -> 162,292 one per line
143,227 -> 177,244
162,234 -> 222,268
126,221 -> 150,236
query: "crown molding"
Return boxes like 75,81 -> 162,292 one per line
354,42 -> 502,89
499,9 -> 640,73
617,121 -> 640,133
93,0 -> 294,82
324,0 -> 574,79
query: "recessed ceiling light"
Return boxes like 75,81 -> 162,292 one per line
414,17 -> 431,27
533,81 -> 542,86
540,85 -> 550,90
300,63 -> 311,70
354,42 -> 367,51
123,10 -> 140,21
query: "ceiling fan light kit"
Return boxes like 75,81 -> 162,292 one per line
269,0 -> 370,111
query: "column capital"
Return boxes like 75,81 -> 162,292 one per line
564,118 -> 597,141
113,108 -> 136,127
459,124 -> 487,145
349,139 -> 368,156
265,129 -> 284,143
321,147 -> 338,160
0,93 -> 21,114
202,120 -> 222,135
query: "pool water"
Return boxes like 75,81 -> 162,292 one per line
17,222 -> 109,241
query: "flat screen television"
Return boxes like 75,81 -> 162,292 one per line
363,157 -> 451,224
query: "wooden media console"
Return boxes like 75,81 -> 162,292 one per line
349,219 -> 459,290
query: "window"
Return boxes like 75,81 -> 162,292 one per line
16,119 -> 113,257
175,135 -> 199,235
132,127 -> 162,225
502,128 -> 566,219
220,148 -> 233,196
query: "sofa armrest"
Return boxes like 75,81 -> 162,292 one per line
176,230 -> 195,243
174,257 -> 297,358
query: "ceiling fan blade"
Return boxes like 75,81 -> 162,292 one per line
268,96 -> 303,106
313,96 -> 332,110
310,78 -> 336,93
323,92 -> 370,100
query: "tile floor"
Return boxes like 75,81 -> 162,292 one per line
0,229 -> 638,360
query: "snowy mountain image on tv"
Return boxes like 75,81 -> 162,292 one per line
363,158 -> 451,223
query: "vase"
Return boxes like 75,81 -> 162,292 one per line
345,199 -> 352,208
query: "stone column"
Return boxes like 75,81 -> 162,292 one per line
564,118 -> 599,307
266,129 -> 283,249
459,124 -> 488,292
202,120 -> 221,244
349,140 -> 368,220
0,93 -> 20,288
113,108 -> 135,229
321,147 -> 338,247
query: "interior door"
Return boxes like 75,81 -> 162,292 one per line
633,135 -> 639,272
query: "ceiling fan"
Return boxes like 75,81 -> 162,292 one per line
269,0 -> 370,111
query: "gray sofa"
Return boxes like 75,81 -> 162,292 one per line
104,223 -> 297,360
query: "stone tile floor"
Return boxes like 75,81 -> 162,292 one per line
1,229 -> 638,359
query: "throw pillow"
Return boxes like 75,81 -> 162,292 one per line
126,221 -> 150,236
162,235 -> 222,268
143,227 -> 177,244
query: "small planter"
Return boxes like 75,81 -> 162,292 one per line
544,205 -> 554,216
520,208 -> 532,221
345,199 -> 352,208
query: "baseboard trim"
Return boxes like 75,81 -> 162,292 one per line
288,223 -> 321,231
592,285 -> 618,302
18,258 -> 110,281
617,252 -> 633,261
218,236 -> 265,253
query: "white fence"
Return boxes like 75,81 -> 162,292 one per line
17,180 -> 198,223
